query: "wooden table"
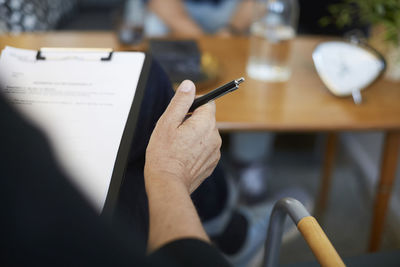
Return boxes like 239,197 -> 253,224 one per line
1,32 -> 399,252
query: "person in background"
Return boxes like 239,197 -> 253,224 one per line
142,0 -> 361,38
143,0 -> 256,37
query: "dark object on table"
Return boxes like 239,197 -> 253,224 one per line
118,25 -> 144,45
149,40 -> 204,83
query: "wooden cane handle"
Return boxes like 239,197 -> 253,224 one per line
297,216 -> 345,267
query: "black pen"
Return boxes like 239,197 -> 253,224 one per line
188,77 -> 245,113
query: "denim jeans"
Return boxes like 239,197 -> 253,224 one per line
144,0 -> 240,36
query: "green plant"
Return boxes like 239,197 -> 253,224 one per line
320,0 -> 400,45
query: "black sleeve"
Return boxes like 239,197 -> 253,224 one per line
0,93 -> 230,267
0,94 -> 145,266
149,239 -> 231,267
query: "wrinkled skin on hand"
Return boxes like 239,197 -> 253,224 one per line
144,80 -> 222,193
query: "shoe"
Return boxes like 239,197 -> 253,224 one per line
214,187 -> 313,267
238,163 -> 270,205
222,205 -> 270,267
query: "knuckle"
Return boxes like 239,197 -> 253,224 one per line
214,132 -> 222,148
216,149 -> 221,161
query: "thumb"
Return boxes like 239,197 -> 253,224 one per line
163,80 -> 196,126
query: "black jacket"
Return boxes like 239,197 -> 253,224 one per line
0,93 -> 230,266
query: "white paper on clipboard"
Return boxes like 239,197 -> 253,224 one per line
0,46 -> 145,213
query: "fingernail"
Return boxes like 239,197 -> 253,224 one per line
179,80 -> 194,93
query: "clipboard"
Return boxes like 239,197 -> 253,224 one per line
1,46 -> 152,219
36,47 -> 114,61
102,52 -> 152,219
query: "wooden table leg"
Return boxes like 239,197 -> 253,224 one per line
315,133 -> 338,217
369,131 -> 400,252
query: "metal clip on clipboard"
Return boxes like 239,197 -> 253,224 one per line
36,47 -> 114,61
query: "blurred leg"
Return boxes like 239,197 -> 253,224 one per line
192,165 -> 228,222
143,0 -> 240,36
186,0 -> 240,33
230,132 -> 275,204
144,11 -> 170,37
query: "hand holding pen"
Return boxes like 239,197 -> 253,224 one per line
188,77 -> 245,113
